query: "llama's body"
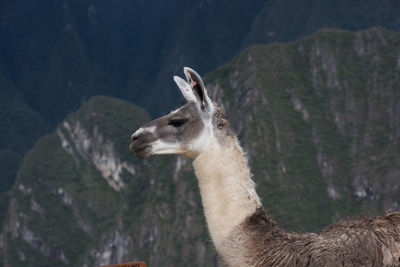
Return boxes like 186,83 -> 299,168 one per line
224,207 -> 400,266
130,67 -> 400,266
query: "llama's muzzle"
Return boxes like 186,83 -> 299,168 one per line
130,128 -> 156,159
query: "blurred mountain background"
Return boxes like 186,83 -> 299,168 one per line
0,1 -> 400,266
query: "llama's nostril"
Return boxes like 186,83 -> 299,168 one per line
131,134 -> 139,143
131,127 -> 146,142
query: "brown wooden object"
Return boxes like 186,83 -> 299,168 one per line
97,261 -> 147,267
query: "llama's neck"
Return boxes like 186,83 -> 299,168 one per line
193,135 -> 262,249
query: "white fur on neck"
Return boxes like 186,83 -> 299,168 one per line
193,136 -> 261,249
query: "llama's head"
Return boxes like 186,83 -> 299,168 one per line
130,67 -> 218,159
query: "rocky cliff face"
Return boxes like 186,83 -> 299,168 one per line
2,27 -> 400,266
206,27 -> 400,230
1,96 -> 217,267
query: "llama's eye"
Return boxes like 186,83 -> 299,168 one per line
169,119 -> 187,127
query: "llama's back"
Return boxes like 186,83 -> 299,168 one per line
294,211 -> 400,266
234,208 -> 400,266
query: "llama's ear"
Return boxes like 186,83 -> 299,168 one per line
183,67 -> 213,114
173,76 -> 197,102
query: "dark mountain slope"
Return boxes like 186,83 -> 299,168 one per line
1,0 -> 400,160
1,3 -> 400,216
244,0 -> 400,45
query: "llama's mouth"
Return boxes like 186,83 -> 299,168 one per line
129,143 -> 152,159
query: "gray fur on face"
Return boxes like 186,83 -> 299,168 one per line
130,102 -> 206,158
149,102 -> 205,144
130,101 -> 237,159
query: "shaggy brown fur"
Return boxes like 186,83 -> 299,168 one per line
223,208 -> 400,266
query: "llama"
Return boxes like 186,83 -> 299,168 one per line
130,67 -> 400,266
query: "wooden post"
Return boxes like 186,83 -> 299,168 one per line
97,261 -> 147,267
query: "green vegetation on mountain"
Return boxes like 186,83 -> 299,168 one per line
1,96 -> 216,266
2,27 -> 400,266
207,27 -> 400,231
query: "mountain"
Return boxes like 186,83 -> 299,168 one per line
0,66 -> 50,193
244,0 -> 400,45
1,0 -> 400,158
206,26 -> 400,229
1,95 -> 219,266
2,27 -> 400,266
